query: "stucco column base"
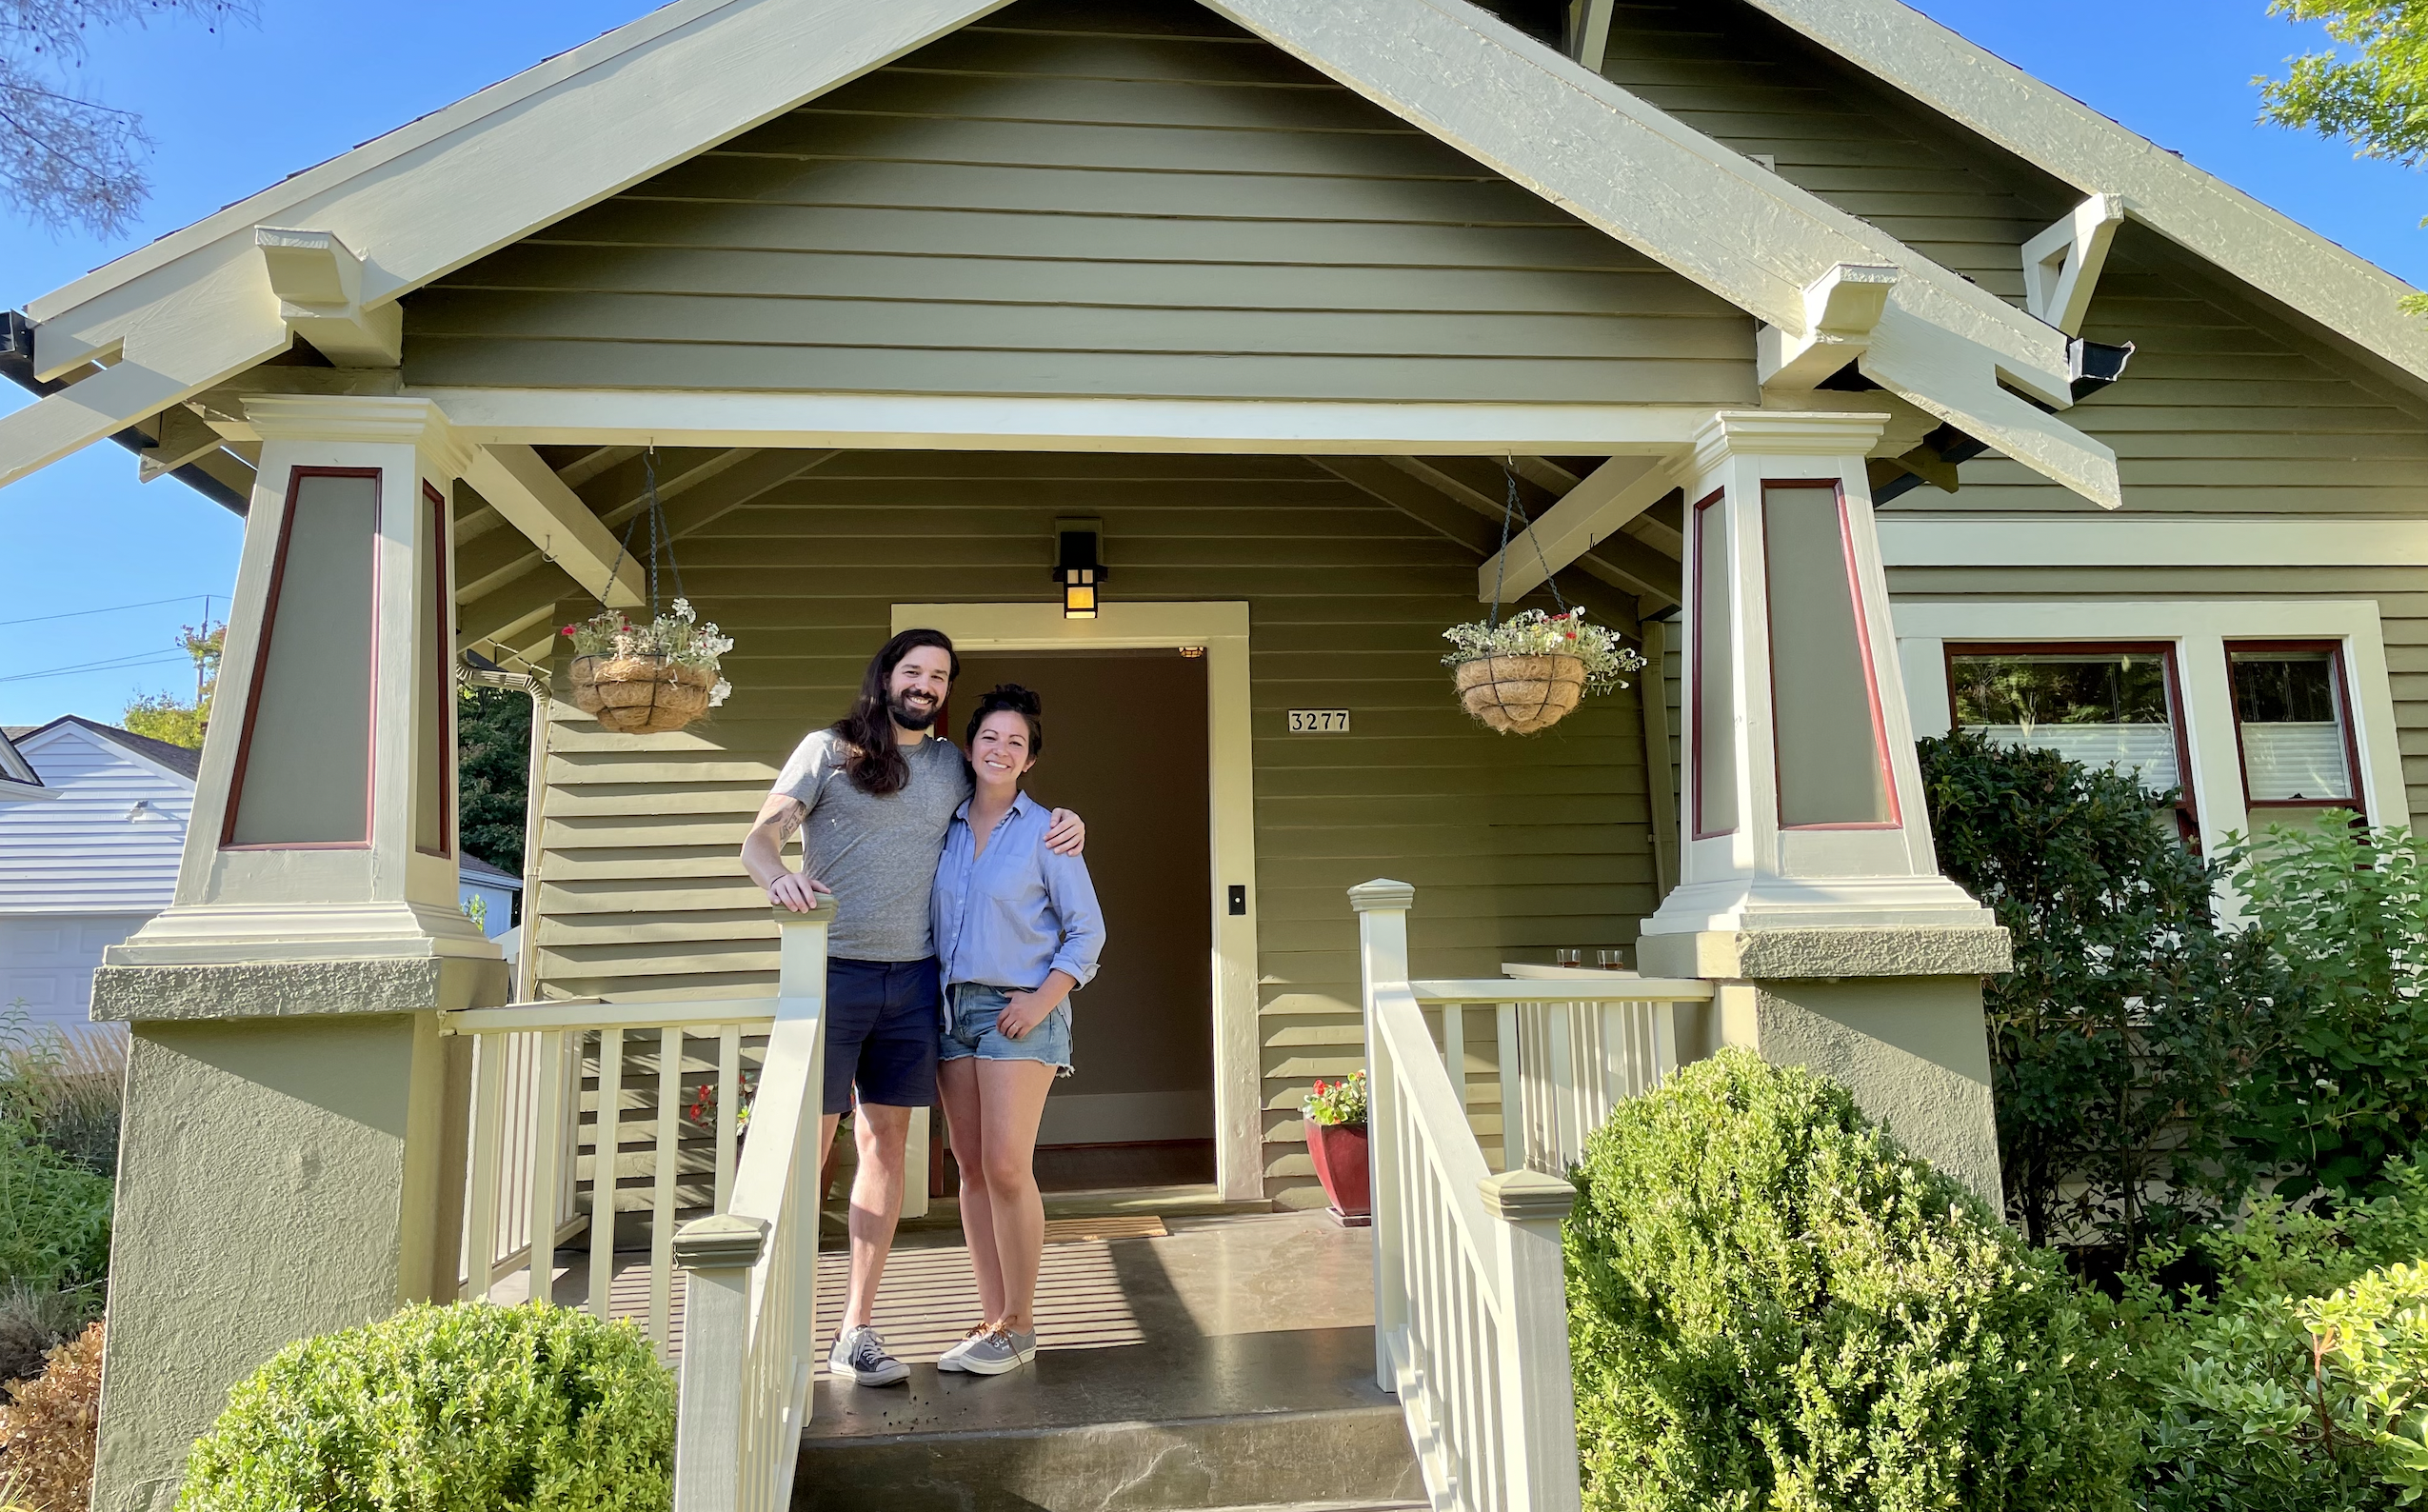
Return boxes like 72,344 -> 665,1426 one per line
1640,928 -> 2008,1209
91,957 -> 500,1512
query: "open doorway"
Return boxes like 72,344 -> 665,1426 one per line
949,647 -> 1214,1190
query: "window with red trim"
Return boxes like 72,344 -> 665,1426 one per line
2227,641 -> 2361,823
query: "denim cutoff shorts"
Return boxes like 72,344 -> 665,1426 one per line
939,983 -> 1073,1075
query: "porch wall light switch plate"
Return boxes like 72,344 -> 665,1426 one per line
1287,708 -> 1350,733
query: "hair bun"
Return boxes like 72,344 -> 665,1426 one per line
985,683 -> 1043,715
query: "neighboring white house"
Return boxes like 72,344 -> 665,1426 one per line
0,718 -> 197,1031
0,716 -> 522,1027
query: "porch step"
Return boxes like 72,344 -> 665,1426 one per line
793,1325 -> 1421,1512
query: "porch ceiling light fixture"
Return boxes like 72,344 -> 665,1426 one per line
1056,516 -> 1105,620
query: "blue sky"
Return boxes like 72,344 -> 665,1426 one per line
2,0 -> 2423,728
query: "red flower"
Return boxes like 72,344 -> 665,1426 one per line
561,626 -> 577,636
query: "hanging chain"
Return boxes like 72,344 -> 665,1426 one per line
595,445 -> 688,619
1485,458 -> 1569,629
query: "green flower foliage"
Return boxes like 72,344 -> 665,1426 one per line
1563,1049 -> 2137,1512
2122,1164 -> 2428,1510
176,1303 -> 675,1512
1920,728 -> 2280,1251
0,1119 -> 109,1298
2226,816 -> 2428,1203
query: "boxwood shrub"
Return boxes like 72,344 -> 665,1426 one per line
1564,1049 -> 2136,1512
176,1302 -> 675,1512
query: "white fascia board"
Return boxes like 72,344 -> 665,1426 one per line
1738,0 -> 2428,392
422,388 -> 1723,454
1881,515 -> 2428,569
1199,0 -> 2114,506
0,0 -> 1015,489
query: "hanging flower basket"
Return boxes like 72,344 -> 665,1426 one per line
562,598 -> 733,736
1442,608 -> 1643,736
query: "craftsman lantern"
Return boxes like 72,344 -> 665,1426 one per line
1055,517 -> 1104,620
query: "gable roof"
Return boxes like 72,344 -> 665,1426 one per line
15,716 -> 203,785
0,726 -> 42,796
460,854 -> 525,890
1736,0 -> 2428,399
0,0 -> 2134,505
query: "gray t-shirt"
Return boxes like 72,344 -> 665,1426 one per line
770,729 -> 972,962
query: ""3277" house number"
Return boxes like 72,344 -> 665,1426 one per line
1287,709 -> 1351,734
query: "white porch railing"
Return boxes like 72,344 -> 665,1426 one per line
1351,879 -> 1712,1512
442,905 -> 828,1511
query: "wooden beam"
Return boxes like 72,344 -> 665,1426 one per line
1479,457 -> 1677,602
2022,193 -> 2126,337
1307,457 -> 1502,555
255,228 -> 403,368
455,448 -> 842,646
1563,0 -> 1614,70
137,406 -> 227,483
1378,455 -> 1682,607
463,444 -> 647,608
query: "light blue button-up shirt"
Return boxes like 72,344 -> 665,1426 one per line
932,791 -> 1106,993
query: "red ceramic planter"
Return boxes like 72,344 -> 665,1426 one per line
1306,1121 -> 1372,1226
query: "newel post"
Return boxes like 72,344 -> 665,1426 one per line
1482,1168 -> 1584,1512
671,1212 -> 768,1512
1349,879 -> 1413,1393
771,902 -> 830,1370
1640,410 -> 2009,1204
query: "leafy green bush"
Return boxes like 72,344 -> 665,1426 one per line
2226,815 -> 2428,1202
2120,1164 -> 2428,1509
1564,1049 -> 2136,1512
177,1303 -> 674,1512
0,1122 -> 109,1299
1920,730 -> 2282,1250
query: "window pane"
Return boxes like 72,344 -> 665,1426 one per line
2231,649 -> 2354,803
1949,649 -> 2180,795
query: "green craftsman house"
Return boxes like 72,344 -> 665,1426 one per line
2,0 -> 2421,1508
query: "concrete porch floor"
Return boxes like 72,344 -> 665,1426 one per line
521,1188 -> 1419,1508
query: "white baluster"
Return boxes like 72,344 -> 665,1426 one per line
715,1024 -> 742,1210
650,1025 -> 682,1358
590,1027 -> 623,1320
463,1031 -> 506,1300
527,1028 -> 567,1305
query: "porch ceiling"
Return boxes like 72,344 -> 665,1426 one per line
452,443 -> 1677,671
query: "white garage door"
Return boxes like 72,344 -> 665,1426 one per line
0,915 -> 150,1032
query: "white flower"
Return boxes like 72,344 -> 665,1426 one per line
709,679 -> 732,708
671,597 -> 695,621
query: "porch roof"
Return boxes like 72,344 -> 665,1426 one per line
0,0 -> 2122,508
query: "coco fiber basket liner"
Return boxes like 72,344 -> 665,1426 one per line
1454,653 -> 1587,735
569,654 -> 716,735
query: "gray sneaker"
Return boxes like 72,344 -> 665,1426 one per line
827,1324 -> 908,1386
936,1323 -> 991,1374
957,1325 -> 1037,1377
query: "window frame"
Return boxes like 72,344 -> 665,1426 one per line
1941,638 -> 2200,836
2224,637 -> 2366,822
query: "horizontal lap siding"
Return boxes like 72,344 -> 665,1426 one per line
0,729 -> 189,913
528,452 -> 1657,1205
1891,566 -> 2428,827
404,0 -> 1753,405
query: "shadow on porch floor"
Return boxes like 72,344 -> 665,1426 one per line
512,1191 -> 1417,1507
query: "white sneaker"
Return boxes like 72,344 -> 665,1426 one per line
827,1324 -> 908,1386
957,1325 -> 1037,1377
936,1323 -> 991,1374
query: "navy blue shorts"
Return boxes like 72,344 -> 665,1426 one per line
825,957 -> 941,1116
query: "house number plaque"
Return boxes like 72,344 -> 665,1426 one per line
1287,709 -> 1351,734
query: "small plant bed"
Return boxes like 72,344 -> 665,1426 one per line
1441,608 -> 1642,734
562,598 -> 733,736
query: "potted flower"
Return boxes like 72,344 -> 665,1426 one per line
1440,607 -> 1645,734
562,597 -> 734,735
1302,1070 -> 1370,1226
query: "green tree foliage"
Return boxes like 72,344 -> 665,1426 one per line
0,1 -> 255,235
1564,1049 -> 2137,1512
457,686 -> 531,876
177,1303 -> 674,1512
2225,815 -> 2428,1202
1920,728 -> 2279,1251
2120,1164 -> 2428,1509
2259,1 -> 2428,316
120,623 -> 222,749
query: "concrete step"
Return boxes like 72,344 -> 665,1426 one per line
793,1326 -> 1422,1512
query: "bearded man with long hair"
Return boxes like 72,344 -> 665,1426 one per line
741,627 -> 1083,1387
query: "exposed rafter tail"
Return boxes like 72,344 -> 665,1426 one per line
1863,311 -> 2123,509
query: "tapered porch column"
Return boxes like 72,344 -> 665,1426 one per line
90,397 -> 507,1512
1637,411 -> 2008,1204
